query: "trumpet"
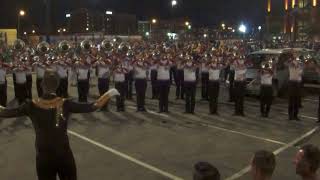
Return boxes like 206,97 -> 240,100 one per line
118,42 -> 131,54
261,60 -> 273,70
37,41 -> 50,54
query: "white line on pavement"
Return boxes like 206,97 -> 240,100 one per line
281,112 -> 318,120
304,98 -> 319,102
225,126 -> 319,180
127,105 -> 287,145
68,130 -> 184,180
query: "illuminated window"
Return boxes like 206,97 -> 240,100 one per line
292,0 -> 296,8
285,0 -> 289,10
267,0 -> 271,12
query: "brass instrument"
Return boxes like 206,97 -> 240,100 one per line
13,39 -> 25,51
261,60 -> 273,70
58,40 -> 71,53
101,39 -> 113,52
37,41 -> 50,54
118,42 -> 131,54
80,39 -> 93,53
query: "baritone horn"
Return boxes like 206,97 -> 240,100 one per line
80,39 -> 93,53
13,39 -> 25,51
37,41 -> 50,54
101,39 -> 114,52
58,40 -> 71,53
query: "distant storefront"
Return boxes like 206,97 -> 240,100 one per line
0,29 -> 17,46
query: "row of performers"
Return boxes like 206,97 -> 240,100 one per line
0,53 -> 319,122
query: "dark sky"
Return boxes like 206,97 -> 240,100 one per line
1,0 -> 268,28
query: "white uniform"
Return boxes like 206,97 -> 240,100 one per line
114,72 -> 125,82
77,66 -> 89,80
134,66 -> 147,79
261,73 -> 273,85
208,69 -> 221,81
289,65 -> 303,82
184,67 -> 197,82
97,66 -> 110,79
234,68 -> 247,81
36,66 -> 46,79
57,65 -> 68,79
157,65 -> 170,80
14,69 -> 27,84
0,68 -> 6,84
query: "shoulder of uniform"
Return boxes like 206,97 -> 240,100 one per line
32,97 -> 66,109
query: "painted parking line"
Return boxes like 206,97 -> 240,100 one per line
281,112 -> 318,120
127,105 -> 287,145
68,130 -> 184,180
225,126 -> 319,180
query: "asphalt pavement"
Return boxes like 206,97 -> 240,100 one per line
0,75 -> 319,180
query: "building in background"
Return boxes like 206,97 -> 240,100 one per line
68,8 -> 137,35
266,0 -> 320,41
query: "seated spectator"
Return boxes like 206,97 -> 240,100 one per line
193,161 -> 220,180
250,150 -> 276,180
294,144 -> 320,180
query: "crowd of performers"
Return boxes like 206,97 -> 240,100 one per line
0,38 -> 320,180
0,39 -> 320,120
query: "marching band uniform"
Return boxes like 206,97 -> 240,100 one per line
76,63 -> 90,102
34,61 -> 46,97
201,59 -> 209,100
175,60 -> 184,99
157,58 -> 172,113
150,61 -> 158,99
288,60 -> 303,121
227,64 -> 235,102
0,63 -> 7,106
183,60 -> 197,114
260,64 -> 273,118
0,70 -> 119,180
56,62 -> 69,98
133,60 -> 148,112
114,66 -> 127,111
124,57 -> 134,100
26,65 -> 33,99
208,60 -> 222,115
233,59 -> 247,116
96,58 -> 111,110
13,65 -> 28,104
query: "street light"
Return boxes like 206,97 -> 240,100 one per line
66,13 -> 71,18
238,24 -> 247,33
171,0 -> 177,7
23,32 -> 27,35
185,21 -> 190,26
106,11 -> 113,15
258,26 -> 262,31
32,30 -> 36,34
203,34 -> 208,38
63,28 -> 66,32
17,10 -> 26,38
152,19 -> 157,24
188,25 -> 192,30
58,29 -> 61,33
146,32 -> 150,36
86,27 -> 89,31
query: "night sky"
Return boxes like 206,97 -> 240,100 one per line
1,0 -> 268,28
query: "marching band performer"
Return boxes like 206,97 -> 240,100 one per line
13,62 -> 28,104
201,54 -> 209,100
0,59 -> 8,106
183,55 -> 198,114
156,54 -> 173,113
26,62 -> 33,99
287,54 -> 303,121
207,54 -> 224,115
32,56 -> 46,97
113,63 -> 128,111
232,55 -> 247,116
76,57 -> 90,103
0,69 -> 120,180
150,52 -> 159,99
175,53 -> 184,100
227,53 -> 236,102
125,55 -> 134,100
132,55 -> 149,112
95,54 -> 112,111
260,61 -> 274,118
56,58 -> 69,98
